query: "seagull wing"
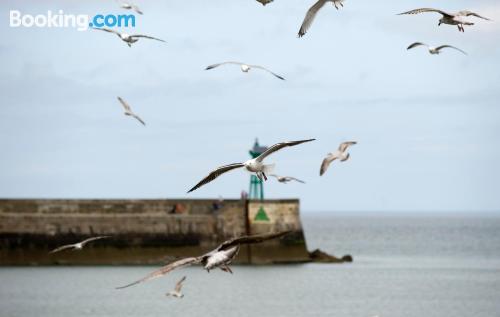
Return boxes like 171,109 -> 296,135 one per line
255,139 -> 316,162
407,42 -> 427,50
217,231 -> 291,251
49,244 -> 76,254
320,153 -> 338,176
249,65 -> 285,80
174,276 -> 186,292
298,0 -> 328,37
338,141 -> 357,153
117,97 -> 132,112
288,177 -> 306,184
205,61 -> 244,70
456,11 -> 490,20
132,5 -> 143,15
131,34 -> 166,42
187,163 -> 245,193
116,257 -> 201,289
256,0 -> 274,5
80,236 -> 111,246
435,45 -> 467,55
132,114 -> 146,126
397,8 -> 452,18
93,27 -> 121,36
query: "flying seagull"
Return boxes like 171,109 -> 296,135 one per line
93,27 -> 165,47
407,42 -> 467,55
187,139 -> 315,193
117,97 -> 146,126
256,0 -> 273,5
116,231 -> 291,289
49,236 -> 110,254
118,1 -> 143,14
320,141 -> 356,176
397,8 -> 490,32
166,276 -> 187,298
205,62 -> 285,80
270,174 -> 305,184
298,0 -> 345,38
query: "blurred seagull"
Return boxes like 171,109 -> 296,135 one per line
118,1 -> 143,14
320,141 -> 356,176
49,236 -> 110,254
397,8 -> 490,32
116,231 -> 291,289
407,42 -> 467,55
93,27 -> 165,47
117,97 -> 146,126
298,0 -> 344,37
187,139 -> 315,193
256,0 -> 273,5
166,276 -> 186,298
270,174 -> 305,184
205,62 -> 285,80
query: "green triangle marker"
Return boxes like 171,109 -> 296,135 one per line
254,206 -> 270,221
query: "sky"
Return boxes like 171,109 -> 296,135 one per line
0,0 -> 499,213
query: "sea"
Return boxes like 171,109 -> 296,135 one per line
1,212 -> 499,317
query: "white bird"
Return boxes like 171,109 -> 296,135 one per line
116,231 -> 290,289
49,236 -> 110,254
397,8 -> 490,32
320,141 -> 356,176
270,174 -> 305,184
118,1 -> 143,15
205,62 -> 285,80
407,42 -> 467,55
166,276 -> 186,298
298,0 -> 345,38
117,97 -> 146,126
93,27 -> 165,47
187,139 -> 315,193
256,0 -> 273,5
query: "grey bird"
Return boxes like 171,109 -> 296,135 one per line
397,8 -> 490,32
117,97 -> 146,126
49,236 -> 110,254
298,0 -> 345,37
118,1 -> 143,15
166,276 -> 186,298
270,174 -> 305,184
93,27 -> 165,47
320,141 -> 356,176
116,231 -> 291,289
187,139 -> 315,193
407,42 -> 467,55
256,0 -> 274,5
205,61 -> 285,80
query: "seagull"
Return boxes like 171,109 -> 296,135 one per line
256,0 -> 273,5
270,174 -> 305,184
187,139 -> 315,193
118,1 -> 143,15
205,62 -> 285,80
397,8 -> 490,32
407,42 -> 467,55
117,97 -> 146,126
49,236 -> 110,254
116,231 -> 291,289
298,0 -> 345,38
320,141 -> 356,176
166,276 -> 186,298
93,27 -> 165,47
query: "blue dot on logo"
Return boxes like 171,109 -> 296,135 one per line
88,22 -> 93,27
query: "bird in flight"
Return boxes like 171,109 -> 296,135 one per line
117,97 -> 146,126
49,236 -> 110,254
407,42 -> 467,55
320,141 -> 356,176
118,1 -> 143,15
116,231 -> 291,289
270,174 -> 305,184
298,0 -> 345,38
166,276 -> 187,298
397,8 -> 490,32
205,62 -> 285,80
187,139 -> 315,193
256,0 -> 273,5
93,27 -> 165,47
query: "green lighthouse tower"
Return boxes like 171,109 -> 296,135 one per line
248,138 -> 268,200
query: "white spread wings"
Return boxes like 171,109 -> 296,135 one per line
255,139 -> 315,162
187,163 -> 245,193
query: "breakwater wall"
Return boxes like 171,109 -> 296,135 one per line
0,198 -> 310,265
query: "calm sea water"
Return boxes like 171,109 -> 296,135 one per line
1,212 -> 500,317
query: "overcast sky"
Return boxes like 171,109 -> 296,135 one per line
1,0 -> 499,212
